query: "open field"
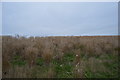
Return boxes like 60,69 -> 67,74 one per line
2,36 -> 119,78
0,36 -> 2,79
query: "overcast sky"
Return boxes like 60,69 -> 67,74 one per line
2,2 -> 118,36
0,2 -> 2,35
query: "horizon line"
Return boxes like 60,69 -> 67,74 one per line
0,34 -> 119,38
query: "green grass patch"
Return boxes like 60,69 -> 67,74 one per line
55,63 -> 74,78
11,55 -> 26,66
85,69 -> 111,78
62,52 -> 75,62
53,52 -> 75,78
36,58 -> 44,66
85,53 -> 118,78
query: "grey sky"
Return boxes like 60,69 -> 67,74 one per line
0,2 -> 2,35
2,2 -> 118,36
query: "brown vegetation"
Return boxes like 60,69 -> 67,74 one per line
2,36 -> 119,78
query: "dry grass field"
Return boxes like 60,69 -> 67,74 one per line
2,36 -> 119,78
0,36 -> 2,79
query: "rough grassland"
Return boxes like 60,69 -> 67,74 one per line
0,36 -> 2,79
2,36 -> 119,78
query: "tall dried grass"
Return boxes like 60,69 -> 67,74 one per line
2,36 -> 119,78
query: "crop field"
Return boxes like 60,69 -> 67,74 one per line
2,36 -> 119,78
